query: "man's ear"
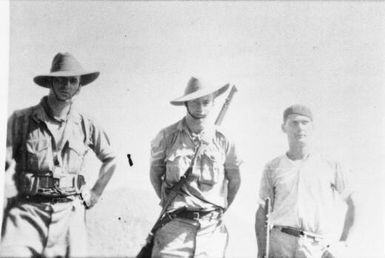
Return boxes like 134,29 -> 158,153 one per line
281,122 -> 286,133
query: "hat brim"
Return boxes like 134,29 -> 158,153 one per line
170,83 -> 230,106
33,71 -> 100,88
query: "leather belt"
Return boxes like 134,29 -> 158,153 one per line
20,194 -> 78,204
173,209 -> 223,221
273,225 -> 323,241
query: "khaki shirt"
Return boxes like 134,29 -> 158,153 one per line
151,118 -> 241,211
6,97 -> 115,192
259,153 -> 354,239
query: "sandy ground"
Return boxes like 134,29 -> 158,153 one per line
86,187 -> 158,257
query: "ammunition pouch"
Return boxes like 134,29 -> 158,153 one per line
19,171 -> 86,197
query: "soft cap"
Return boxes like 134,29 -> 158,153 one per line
283,104 -> 313,122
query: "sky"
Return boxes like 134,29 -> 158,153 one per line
2,1 -> 385,257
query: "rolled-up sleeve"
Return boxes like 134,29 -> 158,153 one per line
150,130 -> 166,176
88,119 -> 116,163
334,162 -> 355,200
224,138 -> 242,171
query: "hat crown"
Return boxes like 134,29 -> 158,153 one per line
283,104 -> 313,121
170,76 -> 229,106
184,77 -> 205,95
50,52 -> 85,73
34,52 -> 100,88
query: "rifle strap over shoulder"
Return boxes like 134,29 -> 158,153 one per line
159,145 -> 200,214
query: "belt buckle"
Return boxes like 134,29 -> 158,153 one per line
192,212 -> 200,220
51,196 -> 72,204
51,197 -> 63,204
208,211 -> 217,220
304,233 -> 322,242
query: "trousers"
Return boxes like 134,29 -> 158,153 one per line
0,197 -> 87,258
269,227 -> 341,258
152,217 -> 228,258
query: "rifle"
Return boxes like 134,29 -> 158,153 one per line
264,197 -> 271,258
136,149 -> 200,258
137,84 -> 238,258
215,85 -> 238,125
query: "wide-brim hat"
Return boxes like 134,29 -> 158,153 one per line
33,52 -> 100,88
170,77 -> 229,106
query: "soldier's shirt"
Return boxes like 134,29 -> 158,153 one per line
151,118 -> 241,211
259,153 -> 354,240
1,96 -> 116,257
6,96 -> 115,188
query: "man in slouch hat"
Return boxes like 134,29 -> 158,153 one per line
150,77 -> 242,257
255,104 -> 357,258
1,52 -> 117,257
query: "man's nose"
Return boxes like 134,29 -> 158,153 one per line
297,123 -> 305,130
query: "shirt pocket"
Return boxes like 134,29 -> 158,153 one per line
165,148 -> 193,183
197,149 -> 224,186
26,138 -> 53,171
63,140 -> 89,173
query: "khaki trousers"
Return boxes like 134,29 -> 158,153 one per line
269,228 -> 336,258
0,198 -> 87,258
152,217 -> 228,258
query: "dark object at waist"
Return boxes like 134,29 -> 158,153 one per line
20,194 -> 78,204
173,209 -> 223,221
273,225 -> 323,240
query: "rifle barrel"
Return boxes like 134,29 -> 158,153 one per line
264,198 -> 271,258
215,85 -> 237,126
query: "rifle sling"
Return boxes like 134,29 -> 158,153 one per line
150,144 -> 202,235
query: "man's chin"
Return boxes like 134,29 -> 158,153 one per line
192,114 -> 207,120
56,96 -> 73,102
292,137 -> 307,144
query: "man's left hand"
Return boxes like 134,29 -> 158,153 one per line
322,241 -> 349,258
81,189 -> 100,209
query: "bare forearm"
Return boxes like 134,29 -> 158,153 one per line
255,206 -> 266,257
340,195 -> 356,242
227,180 -> 240,208
91,158 -> 117,196
226,168 -> 241,208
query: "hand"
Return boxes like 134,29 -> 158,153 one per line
81,189 -> 100,209
257,252 -> 266,258
257,247 -> 267,258
322,241 -> 349,258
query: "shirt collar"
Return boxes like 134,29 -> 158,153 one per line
285,151 -> 313,163
177,117 -> 216,144
31,96 -> 82,125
